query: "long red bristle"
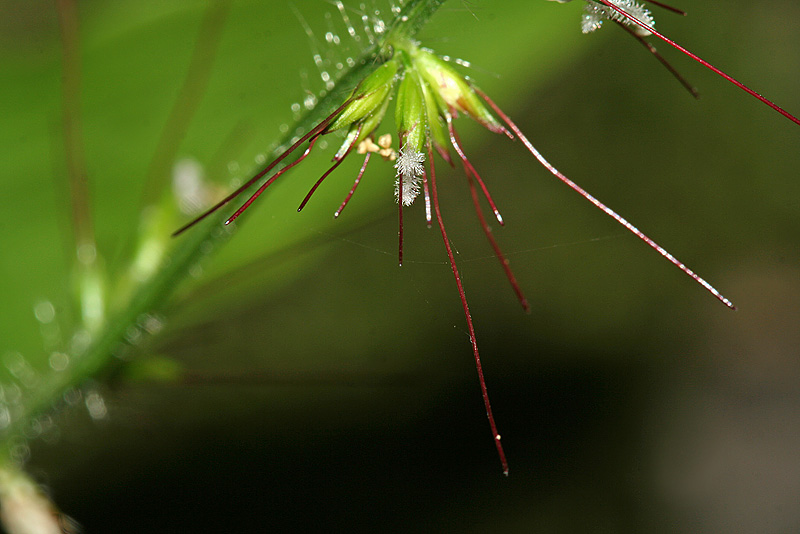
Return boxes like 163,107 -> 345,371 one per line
334,151 -> 371,218
427,143 -> 509,476
447,116 -> 505,226
646,0 -> 686,16
614,20 -> 699,98
297,125 -> 362,213
597,0 -> 800,126
422,168 -> 432,227
398,171 -> 404,266
172,97 -> 355,236
476,87 -> 736,310
463,166 -> 530,312
227,135 -> 319,225
451,124 -> 530,312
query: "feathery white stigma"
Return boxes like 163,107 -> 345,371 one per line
394,146 -> 425,206
582,0 -> 655,36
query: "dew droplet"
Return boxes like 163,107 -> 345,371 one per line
138,313 -> 165,335
0,406 -> 11,430
335,1 -> 358,40
40,420 -> 60,444
33,301 -> 55,324
24,418 -> 42,439
361,13 -> 375,44
189,264 -> 204,279
4,352 -> 39,389
69,329 -> 92,355
48,352 -> 69,372
63,388 -> 82,406
173,158 -> 208,215
1,383 -> 23,406
303,94 -> 318,110
9,437 -> 30,463
125,324 -> 142,345
76,243 -> 97,265
84,390 -> 108,420
112,341 -> 133,361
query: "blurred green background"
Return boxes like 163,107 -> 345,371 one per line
1,0 -> 799,531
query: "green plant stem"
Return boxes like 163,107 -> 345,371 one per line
0,0 -> 448,463
56,0 -> 92,252
56,0 -> 106,334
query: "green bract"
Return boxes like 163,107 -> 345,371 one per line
420,70 -> 451,162
334,94 -> 393,160
395,65 -> 427,152
325,39 -> 505,165
326,59 -> 400,133
409,46 -> 505,134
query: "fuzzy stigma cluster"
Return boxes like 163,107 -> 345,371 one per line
304,36 -> 511,215
394,146 -> 425,206
549,0 -> 655,36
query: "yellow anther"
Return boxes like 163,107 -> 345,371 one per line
357,138 -> 380,154
379,147 -> 397,161
377,133 -> 393,149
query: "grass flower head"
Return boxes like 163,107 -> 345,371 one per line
174,16 -> 799,473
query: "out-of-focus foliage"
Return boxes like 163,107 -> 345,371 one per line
0,0 -> 798,531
